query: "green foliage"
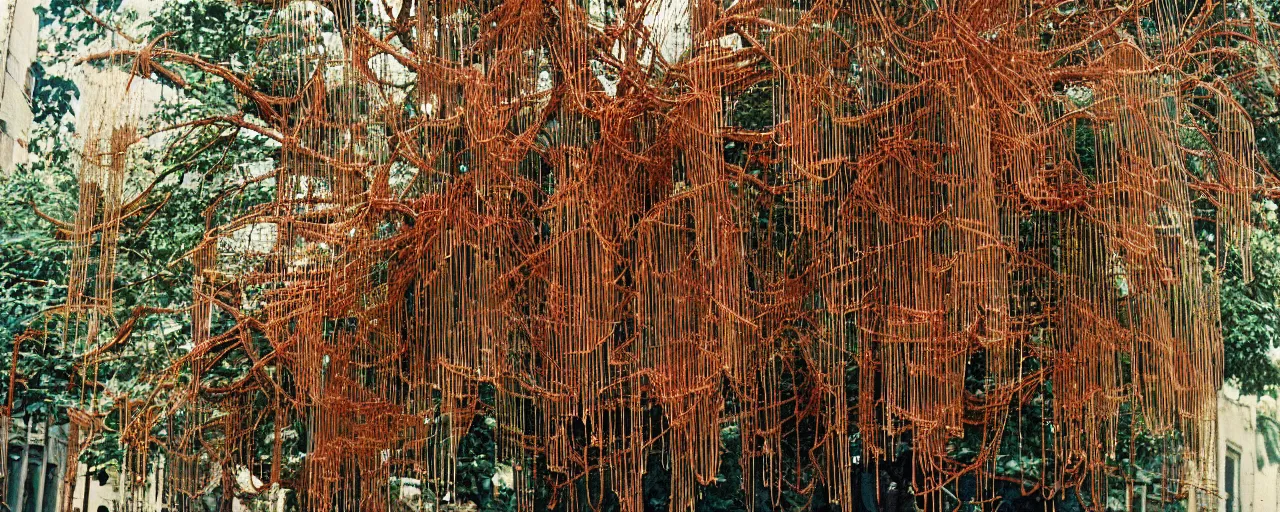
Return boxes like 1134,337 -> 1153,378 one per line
0,0 -> 94,429
2,0 -> 280,485
1217,200 -> 1280,395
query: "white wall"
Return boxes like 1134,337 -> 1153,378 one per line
0,0 -> 38,172
1217,384 -> 1280,512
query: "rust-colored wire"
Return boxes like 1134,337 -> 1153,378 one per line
44,0 -> 1278,509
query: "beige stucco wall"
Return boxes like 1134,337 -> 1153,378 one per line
1218,385 -> 1280,512
0,0 -> 37,172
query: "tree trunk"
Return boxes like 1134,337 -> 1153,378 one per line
81,466 -> 90,512
59,421 -> 80,512
14,417 -> 33,512
1,415 -> 9,504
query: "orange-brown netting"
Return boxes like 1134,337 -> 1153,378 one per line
50,0 -> 1270,509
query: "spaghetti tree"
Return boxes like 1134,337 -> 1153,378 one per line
45,0 -> 1272,509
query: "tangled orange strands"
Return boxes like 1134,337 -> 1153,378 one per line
47,0 -> 1276,509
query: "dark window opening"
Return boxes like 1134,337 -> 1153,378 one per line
1226,447 -> 1240,512
22,64 -> 35,103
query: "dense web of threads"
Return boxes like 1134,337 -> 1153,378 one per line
49,0 -> 1269,509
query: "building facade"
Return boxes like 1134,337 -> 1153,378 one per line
1217,384 -> 1280,512
5,416 -> 69,512
0,0 -> 37,173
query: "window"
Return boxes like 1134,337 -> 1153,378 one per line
1225,446 -> 1241,512
22,64 -> 35,103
